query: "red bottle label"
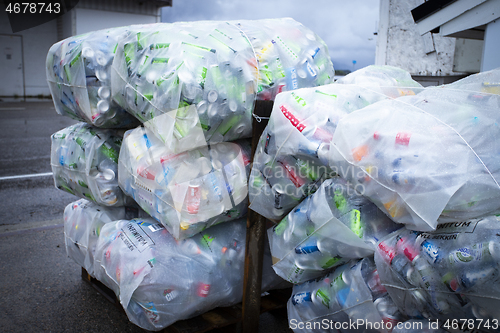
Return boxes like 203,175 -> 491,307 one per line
395,132 -> 411,146
186,185 -> 201,214
197,283 -> 210,297
137,165 -> 156,180
280,105 -> 306,132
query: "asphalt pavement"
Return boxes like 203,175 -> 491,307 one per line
0,101 -> 292,333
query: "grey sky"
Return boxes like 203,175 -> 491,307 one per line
162,0 -> 379,71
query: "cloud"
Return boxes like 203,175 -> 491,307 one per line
162,0 -> 379,71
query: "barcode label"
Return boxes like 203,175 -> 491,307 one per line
148,223 -> 164,232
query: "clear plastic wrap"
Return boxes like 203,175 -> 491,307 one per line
335,65 -> 426,89
118,125 -> 252,240
326,68 -> 500,231
374,215 -> 500,327
93,217 -> 286,331
269,178 -> 401,284
248,65 -> 423,221
51,122 -> 130,206
288,258 -> 406,333
46,26 -> 141,128
63,198 -> 143,276
110,18 -> 334,151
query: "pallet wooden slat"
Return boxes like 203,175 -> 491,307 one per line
242,100 -> 274,333
83,267 -> 290,333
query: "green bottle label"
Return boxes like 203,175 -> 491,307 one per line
273,217 -> 288,236
321,256 -> 341,269
101,143 -> 118,164
75,137 -> 86,149
315,288 -> 330,308
69,51 -> 82,67
350,209 -> 363,238
334,188 -> 347,212
78,180 -> 88,188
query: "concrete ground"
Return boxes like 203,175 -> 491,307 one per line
0,101 -> 293,333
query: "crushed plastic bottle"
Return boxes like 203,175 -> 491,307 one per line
51,122 -> 130,206
269,177 -> 401,284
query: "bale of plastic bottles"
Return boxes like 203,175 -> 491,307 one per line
374,215 -> 500,324
63,198 -> 143,276
50,122 -> 131,206
93,217 -> 287,331
110,18 -> 334,150
288,258 -> 406,333
248,65 -> 423,221
325,68 -> 500,231
269,178 -> 400,284
46,26 -> 141,128
46,18 -> 334,138
118,125 -> 252,240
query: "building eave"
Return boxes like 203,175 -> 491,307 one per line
411,0 -> 499,39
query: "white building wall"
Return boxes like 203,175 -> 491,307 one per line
0,9 -> 58,98
481,19 -> 500,72
60,10 -> 76,40
21,21 -> 58,97
75,8 -> 159,35
376,0 -> 464,77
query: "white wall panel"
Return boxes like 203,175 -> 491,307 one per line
75,8 -> 158,35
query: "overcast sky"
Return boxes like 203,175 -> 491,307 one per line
161,0 -> 379,71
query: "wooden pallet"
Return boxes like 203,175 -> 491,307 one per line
82,267 -> 291,333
